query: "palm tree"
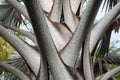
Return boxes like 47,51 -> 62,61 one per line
0,0 -> 120,80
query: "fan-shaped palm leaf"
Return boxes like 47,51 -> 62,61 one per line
0,1 -> 22,28
103,48 -> 120,64
3,57 -> 29,80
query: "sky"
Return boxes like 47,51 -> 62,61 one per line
110,31 -> 120,48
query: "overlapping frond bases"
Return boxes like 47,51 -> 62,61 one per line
0,0 -> 120,80
0,2 -> 22,28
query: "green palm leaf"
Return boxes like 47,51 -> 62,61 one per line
103,48 -> 120,64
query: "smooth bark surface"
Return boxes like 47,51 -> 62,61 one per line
61,0 -> 102,68
24,0 -> 74,80
101,66 -> 120,80
83,31 -> 94,80
4,25 -> 36,44
90,1 -> 120,53
0,25 -> 40,75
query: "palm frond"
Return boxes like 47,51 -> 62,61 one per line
95,26 -> 112,60
94,49 -> 120,76
0,3 -> 13,22
0,2 -> 22,28
3,57 -> 29,80
103,48 -> 120,64
95,14 -> 120,60
103,0 -> 120,13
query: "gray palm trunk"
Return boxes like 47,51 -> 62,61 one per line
0,0 -> 120,80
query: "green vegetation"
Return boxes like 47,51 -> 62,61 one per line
109,64 -> 120,79
0,37 -> 15,60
